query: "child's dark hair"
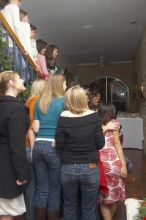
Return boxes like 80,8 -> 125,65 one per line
98,103 -> 116,125
46,44 -> 58,60
20,9 -> 28,21
30,24 -> 37,31
36,39 -> 47,53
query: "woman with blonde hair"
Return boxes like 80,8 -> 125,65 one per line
0,71 -> 30,220
55,85 -> 105,220
33,75 -> 66,220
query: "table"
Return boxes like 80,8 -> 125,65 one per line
117,115 -> 144,149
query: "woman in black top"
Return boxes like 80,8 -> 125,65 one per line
55,85 -> 105,220
0,71 -> 30,220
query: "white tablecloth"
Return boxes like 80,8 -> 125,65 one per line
117,116 -> 144,149
124,198 -> 142,220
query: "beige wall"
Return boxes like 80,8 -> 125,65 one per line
135,28 -> 146,153
77,63 -> 135,87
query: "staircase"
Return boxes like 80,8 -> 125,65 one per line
0,11 -> 41,84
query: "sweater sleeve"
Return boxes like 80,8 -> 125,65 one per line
95,116 -> 105,150
11,5 -> 22,40
8,106 -> 30,181
21,22 -> 32,57
38,54 -> 49,76
55,117 -> 66,148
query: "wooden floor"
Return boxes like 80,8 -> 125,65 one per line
113,149 -> 146,220
60,149 -> 146,220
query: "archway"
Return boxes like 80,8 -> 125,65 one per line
89,77 -> 129,112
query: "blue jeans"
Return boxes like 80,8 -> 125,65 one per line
8,46 -> 30,83
33,140 -> 61,212
24,148 -> 36,220
61,163 -> 99,220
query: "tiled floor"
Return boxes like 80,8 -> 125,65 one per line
114,149 -> 146,220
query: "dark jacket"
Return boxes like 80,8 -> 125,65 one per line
55,112 -> 105,164
0,96 -> 30,199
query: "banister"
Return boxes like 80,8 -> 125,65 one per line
0,11 -> 41,77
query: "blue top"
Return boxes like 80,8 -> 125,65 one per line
34,97 -> 64,138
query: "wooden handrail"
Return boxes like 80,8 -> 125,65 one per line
0,11 -> 41,77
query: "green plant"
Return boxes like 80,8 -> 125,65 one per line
18,84 -> 31,103
0,28 -> 12,71
130,85 -> 140,101
136,198 -> 146,220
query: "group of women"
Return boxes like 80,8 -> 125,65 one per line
0,71 -> 127,220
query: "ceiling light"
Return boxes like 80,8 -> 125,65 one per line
130,21 -> 137,25
82,25 -> 94,30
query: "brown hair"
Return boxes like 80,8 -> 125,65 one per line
39,75 -> 65,114
20,9 -> 28,21
98,103 -> 116,125
36,39 -> 47,54
65,85 -> 88,114
0,71 -> 18,97
46,45 -> 58,61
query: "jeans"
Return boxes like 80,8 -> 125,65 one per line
24,148 -> 36,220
33,140 -> 61,212
61,163 -> 99,220
8,46 -> 30,83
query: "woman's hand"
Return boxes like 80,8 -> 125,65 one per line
16,180 -> 27,185
102,121 -> 118,133
121,165 -> 127,178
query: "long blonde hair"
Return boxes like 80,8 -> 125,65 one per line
31,79 -> 46,98
39,75 -> 65,114
65,85 -> 88,114
0,71 -> 18,97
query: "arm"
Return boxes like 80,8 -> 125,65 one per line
55,118 -> 66,148
113,130 -> 127,178
8,106 -> 30,184
11,5 -> 22,40
95,118 -> 105,150
22,23 -> 32,57
32,120 -> 40,133
102,121 -> 119,133
38,55 -> 49,77
32,102 -> 40,134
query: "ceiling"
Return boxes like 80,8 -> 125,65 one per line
22,0 -> 146,66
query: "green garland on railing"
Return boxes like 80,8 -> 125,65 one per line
0,31 -> 12,71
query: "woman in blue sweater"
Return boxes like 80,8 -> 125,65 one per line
33,75 -> 66,220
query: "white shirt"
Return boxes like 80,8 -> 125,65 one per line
31,39 -> 38,63
20,21 -> 32,58
2,3 -> 22,47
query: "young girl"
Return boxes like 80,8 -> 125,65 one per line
36,39 -> 49,79
55,85 -> 105,220
46,44 -> 59,75
98,103 -> 127,220
0,71 -> 30,220
32,75 -> 66,220
19,9 -> 32,82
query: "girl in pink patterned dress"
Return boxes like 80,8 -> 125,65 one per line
98,103 -> 127,220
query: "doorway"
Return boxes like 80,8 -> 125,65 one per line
89,77 -> 129,112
